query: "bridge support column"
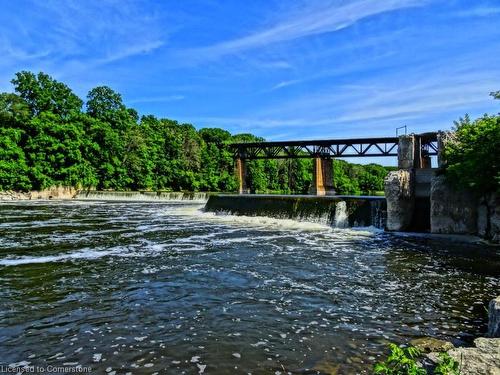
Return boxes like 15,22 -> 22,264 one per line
236,158 -> 249,194
310,157 -> 335,196
398,135 -> 415,169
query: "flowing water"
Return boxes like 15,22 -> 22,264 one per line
0,201 -> 499,374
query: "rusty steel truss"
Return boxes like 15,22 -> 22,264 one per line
232,132 -> 438,160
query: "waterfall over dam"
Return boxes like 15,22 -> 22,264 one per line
75,190 -> 210,202
204,194 -> 386,228
74,191 -> 386,228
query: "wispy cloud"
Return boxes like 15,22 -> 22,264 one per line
96,41 -> 165,66
270,79 -> 302,90
186,0 -> 426,60
455,6 -> 500,18
127,95 -> 185,104
184,61 -> 500,140
0,0 -> 166,79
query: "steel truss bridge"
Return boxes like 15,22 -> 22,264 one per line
231,132 -> 439,160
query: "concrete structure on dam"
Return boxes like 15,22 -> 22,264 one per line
218,133 -> 441,232
223,131 -> 498,240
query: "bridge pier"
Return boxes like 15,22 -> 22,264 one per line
397,135 -> 415,169
236,158 -> 249,194
310,157 -> 335,196
398,134 -> 433,169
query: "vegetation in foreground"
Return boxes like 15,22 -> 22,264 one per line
374,344 -> 460,375
0,71 -> 393,195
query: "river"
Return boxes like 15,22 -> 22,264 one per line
0,200 -> 498,374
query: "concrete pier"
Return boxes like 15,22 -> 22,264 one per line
386,134 -> 437,231
309,157 -> 335,196
236,158 -> 249,194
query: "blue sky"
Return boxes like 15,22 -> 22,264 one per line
1,0 -> 499,142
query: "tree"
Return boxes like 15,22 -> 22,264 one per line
86,86 -> 126,120
490,91 -> 500,100
0,93 -> 31,127
444,113 -> 500,194
0,127 -> 31,190
24,112 -> 97,189
199,128 -> 236,191
11,71 -> 82,118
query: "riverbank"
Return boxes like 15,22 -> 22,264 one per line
0,189 -> 211,202
0,187 -> 77,200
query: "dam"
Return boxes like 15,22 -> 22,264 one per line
200,132 -> 442,233
204,194 -> 386,228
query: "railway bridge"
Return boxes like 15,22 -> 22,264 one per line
231,132 -> 441,195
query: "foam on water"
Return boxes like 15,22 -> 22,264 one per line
0,247 -> 123,266
171,204 -> 354,233
0,201 -> 382,267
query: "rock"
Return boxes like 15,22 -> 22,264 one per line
489,296 -> 500,338
30,186 -> 77,200
474,337 -> 500,351
384,170 -> 414,231
312,360 -> 340,375
421,296 -> 500,374
477,194 -> 500,242
446,338 -> 500,375
0,190 -> 31,200
490,195 -> 500,243
478,201 -> 489,237
410,337 -> 454,353
430,175 -> 478,234
0,186 -> 77,201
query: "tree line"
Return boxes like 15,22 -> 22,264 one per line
0,71 -> 394,194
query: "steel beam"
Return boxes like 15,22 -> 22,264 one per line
231,133 -> 438,160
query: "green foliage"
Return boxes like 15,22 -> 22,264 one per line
86,86 -> 126,120
333,160 -> 390,195
24,112 -> 98,189
11,71 -> 82,118
374,344 -> 426,375
434,352 -> 460,375
0,127 -> 31,190
374,344 -> 461,375
0,70 -> 392,193
444,113 -> 500,194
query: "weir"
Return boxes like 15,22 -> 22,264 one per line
204,194 -> 386,228
75,191 -> 210,202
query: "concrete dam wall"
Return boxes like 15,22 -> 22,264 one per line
204,194 -> 386,228
75,191 -> 210,202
